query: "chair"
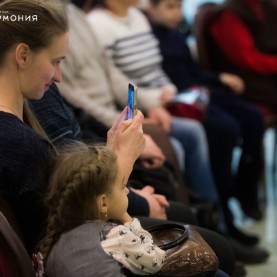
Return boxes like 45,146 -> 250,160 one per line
193,2 -> 223,70
0,198 -> 36,277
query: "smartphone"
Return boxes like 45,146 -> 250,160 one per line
127,82 -> 138,119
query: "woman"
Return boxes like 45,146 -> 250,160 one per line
0,0 -> 69,253
0,0 -> 146,256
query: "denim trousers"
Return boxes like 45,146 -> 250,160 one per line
170,117 -> 218,202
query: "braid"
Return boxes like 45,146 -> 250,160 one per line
39,143 -> 118,260
39,178 -> 82,259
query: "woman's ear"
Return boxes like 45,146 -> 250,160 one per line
15,43 -> 30,71
96,194 -> 108,215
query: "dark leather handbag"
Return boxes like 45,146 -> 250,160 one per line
147,224 -> 218,277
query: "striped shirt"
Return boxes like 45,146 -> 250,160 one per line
87,7 -> 172,89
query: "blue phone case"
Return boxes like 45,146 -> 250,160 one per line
127,83 -> 137,119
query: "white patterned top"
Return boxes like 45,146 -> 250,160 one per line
101,218 -> 165,275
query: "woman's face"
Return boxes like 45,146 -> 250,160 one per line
20,32 -> 69,100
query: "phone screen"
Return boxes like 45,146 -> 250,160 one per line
127,82 -> 137,119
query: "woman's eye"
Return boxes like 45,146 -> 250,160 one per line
53,60 -> 61,65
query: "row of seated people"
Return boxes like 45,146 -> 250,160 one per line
0,0 -> 235,276
54,0 -> 270,269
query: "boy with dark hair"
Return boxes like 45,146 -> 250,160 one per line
147,0 -> 269,264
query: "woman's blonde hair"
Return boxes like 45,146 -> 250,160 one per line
24,100 -> 48,138
0,0 -> 68,65
39,142 -> 118,260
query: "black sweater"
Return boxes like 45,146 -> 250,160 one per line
0,112 -> 53,253
151,23 -> 221,92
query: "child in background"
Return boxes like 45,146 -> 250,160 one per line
39,143 -> 165,277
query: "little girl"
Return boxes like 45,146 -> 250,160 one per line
39,142 -> 165,276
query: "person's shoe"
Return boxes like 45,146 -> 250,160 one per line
228,237 -> 270,264
227,224 -> 260,246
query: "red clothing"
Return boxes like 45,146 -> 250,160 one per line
210,10 -> 277,75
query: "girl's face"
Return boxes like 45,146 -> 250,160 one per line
106,166 -> 130,221
150,0 -> 183,29
20,32 -> 69,100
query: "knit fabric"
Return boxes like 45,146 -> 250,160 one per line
87,7 -> 172,89
0,112 -> 53,253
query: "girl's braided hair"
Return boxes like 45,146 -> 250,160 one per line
39,142 -> 118,260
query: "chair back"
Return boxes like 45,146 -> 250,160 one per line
0,199 -> 36,277
194,2 -> 223,69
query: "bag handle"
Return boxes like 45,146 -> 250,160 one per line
147,223 -> 189,250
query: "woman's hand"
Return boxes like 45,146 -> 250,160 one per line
107,107 -> 145,170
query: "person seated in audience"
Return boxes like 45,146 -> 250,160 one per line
207,0 -> 277,112
147,0 -> 264,227
83,0 -> 269,265
0,0 -> 68,254
40,143 -> 166,276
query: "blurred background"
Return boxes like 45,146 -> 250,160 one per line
182,1 -> 277,275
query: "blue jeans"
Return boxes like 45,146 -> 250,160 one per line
170,117 -> 218,201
